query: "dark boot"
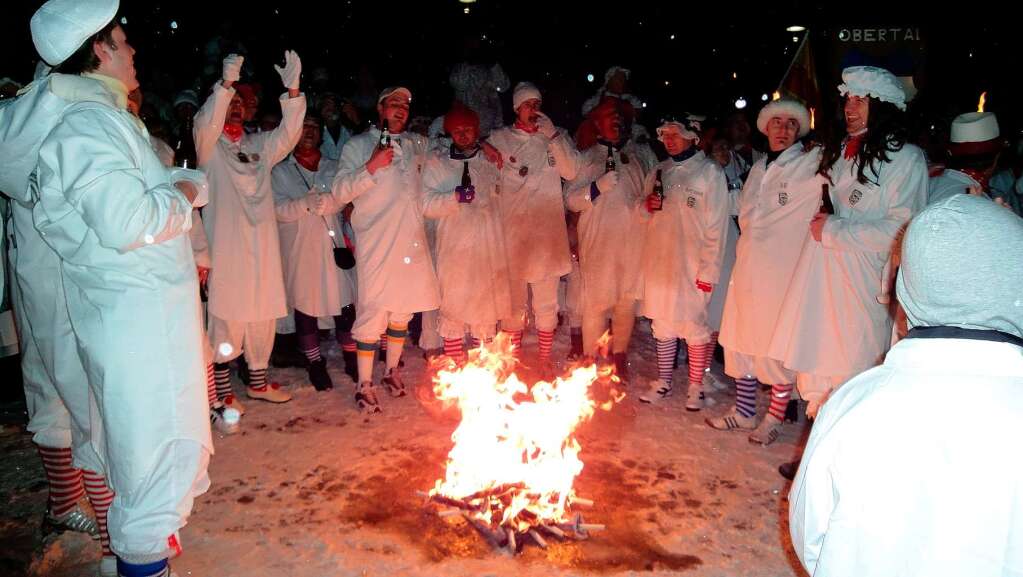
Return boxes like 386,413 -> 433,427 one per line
784,399 -> 801,423
778,459 -> 801,480
613,352 -> 629,386
235,356 -> 250,386
270,332 -> 307,368
568,329 -> 583,360
307,358 -> 333,391
341,349 -> 359,382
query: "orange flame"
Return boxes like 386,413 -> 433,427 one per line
810,107 -> 815,131
772,91 -> 781,101
428,332 -> 620,532
978,92 -> 987,113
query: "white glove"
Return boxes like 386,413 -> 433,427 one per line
390,137 -> 405,159
274,50 -> 302,90
169,167 -> 209,208
222,54 -> 243,83
535,112 -> 557,139
595,170 -> 619,194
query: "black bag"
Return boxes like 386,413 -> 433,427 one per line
333,246 -> 355,270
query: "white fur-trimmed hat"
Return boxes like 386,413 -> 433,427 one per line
948,111 -> 1003,156
512,81 -> 541,111
657,120 -> 700,145
377,86 -> 411,105
838,65 -> 907,111
757,98 -> 811,138
31,0 -> 119,67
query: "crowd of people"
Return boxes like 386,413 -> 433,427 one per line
2,1 -> 1021,576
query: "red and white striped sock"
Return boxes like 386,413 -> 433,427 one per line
205,363 -> 218,408
537,330 -> 555,363
341,339 -> 357,353
37,445 -> 84,517
82,470 -> 113,556
503,330 -> 524,356
470,337 -> 481,350
767,382 -> 794,421
379,334 -> 388,354
443,337 -> 465,363
687,342 -> 713,392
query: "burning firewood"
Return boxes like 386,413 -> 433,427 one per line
422,333 -> 619,553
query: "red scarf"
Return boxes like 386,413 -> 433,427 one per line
514,119 -> 538,134
844,132 -> 866,160
294,147 -> 322,172
223,122 -> 243,143
958,168 -> 991,191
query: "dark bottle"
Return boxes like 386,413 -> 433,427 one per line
820,183 -> 834,214
174,135 -> 197,169
461,160 -> 472,188
605,143 -> 616,173
652,169 -> 664,211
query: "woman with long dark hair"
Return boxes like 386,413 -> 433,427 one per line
768,66 -> 929,418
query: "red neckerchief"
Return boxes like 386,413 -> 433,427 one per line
293,147 -> 322,172
341,227 -> 355,252
844,132 -> 866,160
958,168 -> 991,191
514,119 -> 539,134
223,122 -> 243,143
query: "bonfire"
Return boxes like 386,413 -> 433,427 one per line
419,333 -> 623,553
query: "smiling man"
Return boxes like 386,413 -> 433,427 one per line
28,0 -> 212,574
329,86 -> 441,413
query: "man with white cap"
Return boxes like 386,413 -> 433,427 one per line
636,117 -> 728,410
196,50 -> 306,408
565,96 -> 647,382
706,99 -> 827,444
790,194 -> 1023,577
769,65 -> 928,420
27,1 -> 213,575
486,82 -> 579,374
928,111 -> 1007,207
330,86 -> 440,412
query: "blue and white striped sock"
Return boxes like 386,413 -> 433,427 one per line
656,338 -> 677,385
735,376 -> 759,418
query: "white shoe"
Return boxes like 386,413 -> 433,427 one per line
705,408 -> 757,431
44,501 -> 99,538
748,415 -> 784,446
222,393 -> 246,416
247,382 -> 292,403
638,379 -> 673,403
99,555 -> 117,577
685,385 -> 705,412
702,370 -> 730,392
210,405 -> 241,435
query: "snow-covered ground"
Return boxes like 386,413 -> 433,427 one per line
4,322 -> 810,577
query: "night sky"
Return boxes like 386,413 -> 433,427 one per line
3,1 -> 1018,153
